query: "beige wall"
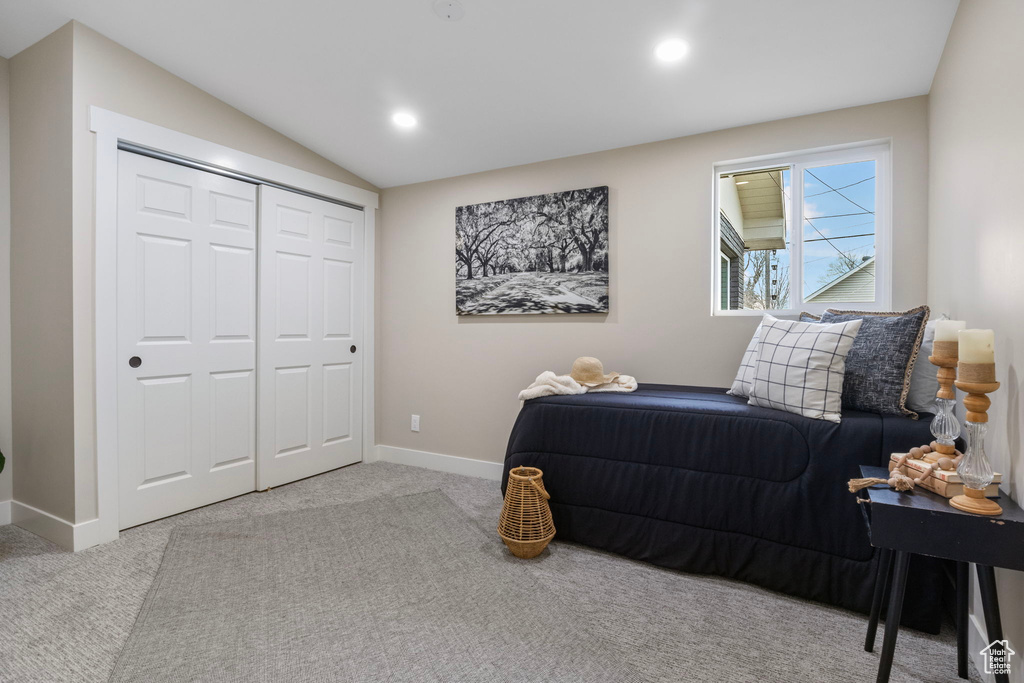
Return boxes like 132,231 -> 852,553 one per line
0,55 -> 12,505
929,0 -> 1024,670
9,24 -> 76,520
378,96 -> 929,463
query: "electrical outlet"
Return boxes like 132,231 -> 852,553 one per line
411,414 -> 420,432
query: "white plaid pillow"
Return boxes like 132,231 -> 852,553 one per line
727,324 -> 760,398
748,314 -> 863,423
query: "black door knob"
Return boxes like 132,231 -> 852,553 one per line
129,356 -> 142,368
350,345 -> 357,353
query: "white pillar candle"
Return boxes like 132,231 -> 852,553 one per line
934,320 -> 967,342
958,329 -> 995,364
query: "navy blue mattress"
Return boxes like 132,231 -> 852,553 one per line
502,384 -> 945,632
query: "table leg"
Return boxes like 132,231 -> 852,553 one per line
865,547 -> 894,652
956,562 -> 969,679
976,564 -> 1009,683
876,551 -> 910,683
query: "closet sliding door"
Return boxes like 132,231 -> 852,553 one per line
257,186 -> 364,489
117,152 -> 258,528
115,153 -> 364,527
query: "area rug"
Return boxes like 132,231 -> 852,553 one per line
109,490 -> 639,682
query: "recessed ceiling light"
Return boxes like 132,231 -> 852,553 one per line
655,39 -> 689,63
736,181 -> 749,185
392,111 -> 418,129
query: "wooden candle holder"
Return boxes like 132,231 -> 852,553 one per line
929,343 -> 958,399
950,363 -> 1002,516
956,362 -> 998,419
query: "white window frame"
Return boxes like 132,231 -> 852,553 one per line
711,140 -> 891,316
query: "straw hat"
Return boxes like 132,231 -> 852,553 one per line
570,357 -> 619,387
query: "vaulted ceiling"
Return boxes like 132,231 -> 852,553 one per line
0,0 -> 959,187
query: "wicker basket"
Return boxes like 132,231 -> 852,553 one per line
498,466 -> 556,558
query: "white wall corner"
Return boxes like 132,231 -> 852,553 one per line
967,609 -> 1021,683
968,611 -> 994,682
10,501 -> 107,551
966,567 -> 1022,683
363,442 -> 382,463
0,499 -> 10,525
376,445 -> 504,481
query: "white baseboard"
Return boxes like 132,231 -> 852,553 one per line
0,499 -> 10,525
376,445 -> 504,481
11,501 -> 74,549
10,501 -> 104,551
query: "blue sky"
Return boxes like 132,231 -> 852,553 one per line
800,160 -> 876,297
749,161 -> 875,306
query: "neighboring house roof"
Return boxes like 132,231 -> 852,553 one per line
805,257 -> 876,303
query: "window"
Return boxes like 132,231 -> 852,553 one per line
712,143 -> 890,315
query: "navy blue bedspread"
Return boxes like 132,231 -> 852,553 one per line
502,384 -> 944,632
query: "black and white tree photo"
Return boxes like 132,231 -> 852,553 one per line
455,186 -> 609,315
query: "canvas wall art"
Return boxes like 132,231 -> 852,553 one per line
455,186 -> 609,315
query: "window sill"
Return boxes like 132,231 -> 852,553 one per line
711,301 -> 893,317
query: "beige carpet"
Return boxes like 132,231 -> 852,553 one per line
0,461 -> 981,682
110,490 -> 640,682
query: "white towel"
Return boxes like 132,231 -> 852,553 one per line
518,372 -> 638,400
518,371 -> 586,401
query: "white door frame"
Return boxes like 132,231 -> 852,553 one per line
90,106 -> 378,546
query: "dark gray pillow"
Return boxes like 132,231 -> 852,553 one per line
818,306 -> 930,418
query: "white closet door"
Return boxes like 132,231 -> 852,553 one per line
117,152 -> 257,528
258,186 -> 363,489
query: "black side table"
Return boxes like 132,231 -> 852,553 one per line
858,465 -> 1024,683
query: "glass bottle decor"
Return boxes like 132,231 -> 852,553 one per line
950,360 -> 1002,516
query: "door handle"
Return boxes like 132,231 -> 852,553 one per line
129,356 -> 142,368
350,345 -> 357,353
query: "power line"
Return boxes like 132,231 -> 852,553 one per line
804,212 -> 873,220
767,169 -> 790,199
805,176 -> 874,198
804,216 -> 857,267
806,169 -> 874,214
804,243 -> 874,265
796,219 -> 873,245
820,218 -> 875,231
763,168 -> 875,288
802,169 -> 877,287
768,169 -> 854,269
804,232 -> 875,243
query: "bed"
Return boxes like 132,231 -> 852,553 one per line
501,384 -> 945,632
